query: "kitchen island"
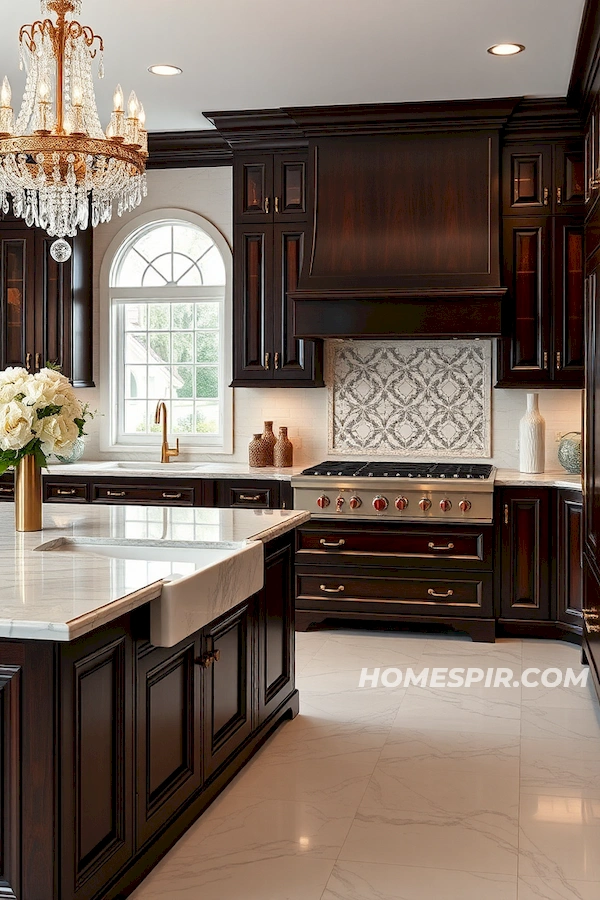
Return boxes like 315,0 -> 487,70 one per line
0,504 -> 309,900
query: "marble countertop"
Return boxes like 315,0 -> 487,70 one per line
44,461 -> 304,481
495,469 -> 582,490
0,505 -> 310,643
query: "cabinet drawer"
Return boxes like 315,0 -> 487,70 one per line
92,484 -> 195,506
296,570 -> 493,617
212,480 -> 279,509
297,525 -> 492,569
45,481 -> 88,503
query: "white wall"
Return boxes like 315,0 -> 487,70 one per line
81,167 -> 582,472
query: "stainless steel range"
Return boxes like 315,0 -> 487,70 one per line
292,461 -> 496,524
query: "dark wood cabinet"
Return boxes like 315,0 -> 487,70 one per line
497,215 -> 584,387
135,637 -> 202,849
234,152 -> 307,224
257,535 -> 295,723
232,222 -> 323,386
208,478 -> 292,509
503,144 -> 553,214
0,218 -> 93,387
585,265 -> 600,565
498,489 -> 551,621
556,490 -> 583,627
60,623 -> 134,900
203,603 -> 253,779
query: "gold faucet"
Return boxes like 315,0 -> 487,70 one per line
154,401 -> 180,463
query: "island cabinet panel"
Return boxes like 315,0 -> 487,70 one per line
203,602 -> 253,779
135,639 -> 202,849
0,663 -> 21,900
59,624 -> 134,900
556,490 -> 583,627
257,536 -> 295,724
498,489 -> 552,621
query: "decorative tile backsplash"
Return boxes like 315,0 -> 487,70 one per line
328,340 -> 492,458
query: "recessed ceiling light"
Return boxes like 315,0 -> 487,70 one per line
487,43 -> 525,56
148,64 -> 183,76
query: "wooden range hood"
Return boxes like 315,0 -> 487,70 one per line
286,100 -> 518,339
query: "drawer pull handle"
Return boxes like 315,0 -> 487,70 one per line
162,492 -> 182,500
196,649 -> 221,668
320,584 -> 345,594
0,487 -> 14,494
427,542 -> 455,552
319,538 -> 346,549
56,489 -> 77,496
427,588 -> 454,598
239,494 -> 263,502
106,491 -> 126,498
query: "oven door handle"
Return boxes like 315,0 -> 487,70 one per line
319,539 -> 346,549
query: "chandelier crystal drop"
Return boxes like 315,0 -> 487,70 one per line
0,0 -> 148,238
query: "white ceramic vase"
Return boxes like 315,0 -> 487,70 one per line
519,393 -> 545,473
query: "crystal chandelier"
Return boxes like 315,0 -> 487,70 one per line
0,0 -> 148,239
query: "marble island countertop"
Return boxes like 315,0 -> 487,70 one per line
495,469 -> 582,490
0,505 -> 310,643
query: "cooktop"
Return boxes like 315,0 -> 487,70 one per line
299,461 -> 494,480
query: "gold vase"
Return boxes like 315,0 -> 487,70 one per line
15,456 -> 43,533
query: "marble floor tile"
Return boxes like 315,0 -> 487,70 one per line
339,806 -> 519,874
259,713 -> 391,761
519,793 -> 600,881
521,737 -> 600,798
521,639 -> 586,667
322,861 -> 518,900
518,877 -> 600,899
130,854 -> 336,900
299,687 -> 405,728
521,705 -> 600,741
310,633 -> 426,670
520,677 -> 598,710
421,637 -> 523,666
395,690 -> 522,735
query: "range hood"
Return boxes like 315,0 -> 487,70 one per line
288,101 -> 516,340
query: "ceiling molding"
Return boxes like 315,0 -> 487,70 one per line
503,98 -> 583,141
568,0 -> 600,114
147,131 -> 232,169
203,109 -> 307,150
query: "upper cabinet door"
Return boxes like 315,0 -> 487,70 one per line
232,225 -> 274,383
503,145 -> 553,215
554,143 -> 585,215
234,155 -> 274,223
553,216 -> 584,385
497,217 -> 552,386
273,153 -> 307,221
0,228 -> 35,371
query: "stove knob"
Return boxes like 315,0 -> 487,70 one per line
419,498 -> 432,511
316,495 -> 330,509
349,496 -> 362,510
372,496 -> 389,512
459,499 -> 472,513
440,499 -> 452,512
395,496 -> 409,511
336,496 -> 345,512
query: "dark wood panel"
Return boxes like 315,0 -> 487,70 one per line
213,480 -> 279,509
554,217 -> 585,382
0,665 -> 21,900
302,131 -> 500,290
556,490 -> 583,627
502,145 -> 551,214
258,537 -> 294,723
555,144 -> 585,213
234,155 -> 274,223
274,153 -> 307,220
92,483 -> 195,506
44,481 -> 89,503
233,226 -> 273,381
585,268 -> 600,562
136,640 -> 202,848
499,490 -> 551,620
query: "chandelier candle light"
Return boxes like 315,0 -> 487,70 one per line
0,0 -> 148,239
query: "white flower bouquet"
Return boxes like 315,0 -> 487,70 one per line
0,366 -> 92,474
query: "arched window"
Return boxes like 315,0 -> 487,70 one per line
105,213 -> 232,452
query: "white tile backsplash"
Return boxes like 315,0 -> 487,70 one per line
78,166 -> 582,473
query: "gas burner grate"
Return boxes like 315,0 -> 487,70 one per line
299,461 -> 494,480
299,461 -> 368,477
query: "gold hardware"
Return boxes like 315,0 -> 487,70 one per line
155,401 -> 180,464
587,624 -> 600,633
504,504 -> 509,525
428,542 -> 455,551
239,494 -> 263,502
543,351 -> 549,369
56,488 -> 77,496
543,186 -> 549,205
427,588 -> 454,598
264,352 -> 271,370
556,351 -> 562,370
162,492 -> 182,500
35,352 -> 42,369
25,352 -> 32,371
197,649 -> 221,668
319,538 -> 346,549
265,197 -> 270,214
274,196 -> 280,213
0,487 -> 14,494
557,187 -> 562,205
274,351 -> 280,370
106,490 -> 126,498
320,584 -> 345,593
583,610 -> 600,621
15,456 -> 42,532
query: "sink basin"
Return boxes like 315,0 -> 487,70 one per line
109,462 -> 202,472
36,538 -> 264,647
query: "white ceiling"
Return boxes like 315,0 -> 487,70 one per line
0,0 -> 587,132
